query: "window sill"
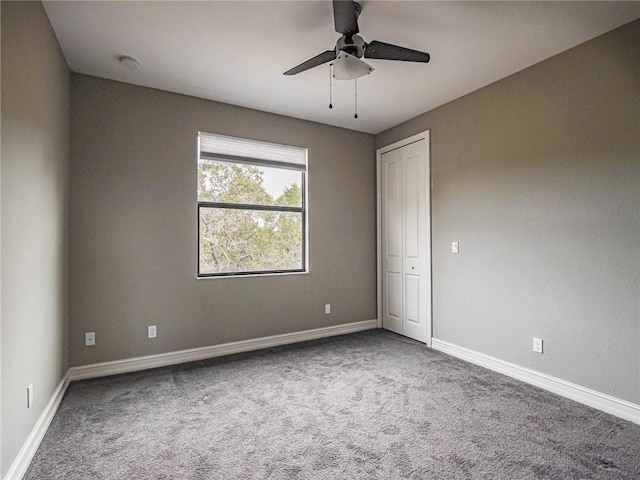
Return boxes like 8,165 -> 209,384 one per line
196,270 -> 309,280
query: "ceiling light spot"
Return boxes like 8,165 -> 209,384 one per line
119,55 -> 139,70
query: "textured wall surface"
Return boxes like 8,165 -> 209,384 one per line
1,2 -> 70,475
377,20 -> 640,403
69,75 -> 376,367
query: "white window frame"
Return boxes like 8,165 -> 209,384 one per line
197,132 -> 308,278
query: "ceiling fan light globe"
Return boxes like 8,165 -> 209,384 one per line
332,51 -> 374,80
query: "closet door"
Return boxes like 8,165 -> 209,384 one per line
380,138 -> 430,344
381,147 -> 403,335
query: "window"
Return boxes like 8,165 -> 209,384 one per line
197,132 -> 307,277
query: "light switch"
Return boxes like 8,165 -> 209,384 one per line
27,384 -> 34,409
452,242 -> 459,254
533,338 -> 543,354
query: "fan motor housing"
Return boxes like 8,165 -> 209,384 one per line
336,34 -> 365,58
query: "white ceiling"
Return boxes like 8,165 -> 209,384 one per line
43,1 -> 640,135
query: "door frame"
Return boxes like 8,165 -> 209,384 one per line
376,130 -> 432,346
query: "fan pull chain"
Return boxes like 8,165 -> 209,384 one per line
329,64 -> 333,109
354,78 -> 358,119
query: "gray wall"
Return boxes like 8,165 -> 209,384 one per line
377,20 -> 640,404
69,75 -> 377,367
1,2 -> 70,475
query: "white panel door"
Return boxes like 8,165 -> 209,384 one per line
381,147 -> 403,334
380,137 -> 431,344
400,140 -> 429,343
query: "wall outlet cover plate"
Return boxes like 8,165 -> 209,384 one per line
533,337 -> 543,354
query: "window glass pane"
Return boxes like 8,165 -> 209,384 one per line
199,207 -> 303,275
198,159 -> 302,207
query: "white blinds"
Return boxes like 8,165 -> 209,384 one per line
199,132 -> 307,170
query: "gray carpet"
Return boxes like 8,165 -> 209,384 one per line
25,330 -> 640,479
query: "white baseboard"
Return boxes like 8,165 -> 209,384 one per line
4,373 -> 70,480
68,319 -> 378,381
431,338 -> 640,425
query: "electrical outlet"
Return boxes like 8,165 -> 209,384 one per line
325,304 -> 331,314
452,242 -> 459,254
533,337 -> 543,354
85,332 -> 96,346
148,325 -> 157,339
27,384 -> 34,409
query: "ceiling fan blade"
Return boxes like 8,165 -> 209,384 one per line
364,41 -> 430,63
333,0 -> 360,36
283,50 -> 337,76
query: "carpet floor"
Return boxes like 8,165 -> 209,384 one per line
25,330 -> 640,479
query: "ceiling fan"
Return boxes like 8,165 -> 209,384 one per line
283,0 -> 430,79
